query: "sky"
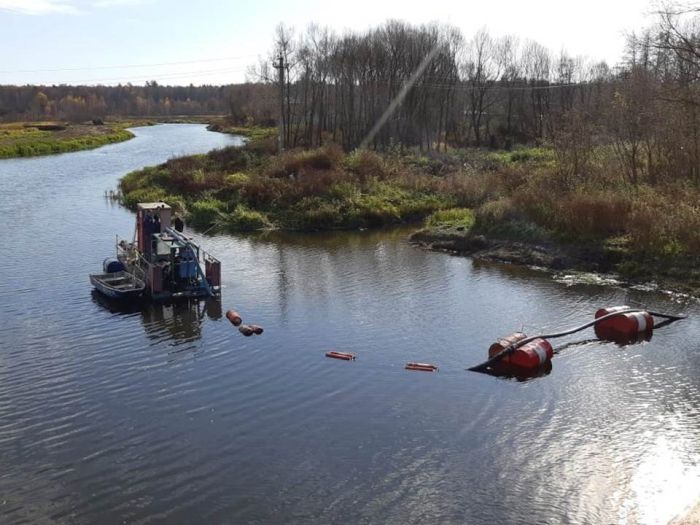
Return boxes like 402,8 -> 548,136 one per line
0,0 -> 658,86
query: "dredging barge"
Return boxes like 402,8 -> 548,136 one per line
94,202 -> 221,301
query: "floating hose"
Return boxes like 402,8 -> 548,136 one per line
468,308 -> 686,373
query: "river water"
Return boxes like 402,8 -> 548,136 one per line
0,124 -> 699,525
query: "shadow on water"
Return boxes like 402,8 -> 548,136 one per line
90,289 -> 222,342
484,359 -> 554,381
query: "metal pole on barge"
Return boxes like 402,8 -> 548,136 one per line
164,227 -> 215,297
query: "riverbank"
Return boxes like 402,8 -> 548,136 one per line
410,212 -> 700,297
205,118 -> 277,142
0,115 -> 228,158
117,130 -> 700,294
0,121 -> 135,158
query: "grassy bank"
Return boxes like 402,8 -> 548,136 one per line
118,133 -> 700,292
413,166 -> 700,293
205,119 -> 277,142
119,138 -> 461,231
0,115 -> 230,159
0,121 -> 135,158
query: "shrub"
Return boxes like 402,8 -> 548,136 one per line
425,208 -> 475,230
225,172 -> 250,186
221,205 -> 272,231
121,188 -> 169,209
475,198 -> 547,240
188,199 -> 226,228
343,149 -> 387,179
267,145 -> 343,177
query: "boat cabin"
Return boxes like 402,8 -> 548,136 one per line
116,202 -> 221,300
136,202 -> 171,256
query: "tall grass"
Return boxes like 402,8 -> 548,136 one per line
0,123 -> 133,158
118,140 -> 700,263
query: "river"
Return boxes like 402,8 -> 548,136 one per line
0,124 -> 698,525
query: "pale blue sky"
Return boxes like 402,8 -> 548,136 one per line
0,0 -> 655,85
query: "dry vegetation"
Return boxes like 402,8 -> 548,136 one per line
115,3 -> 700,288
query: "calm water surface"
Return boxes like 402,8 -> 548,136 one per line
0,124 -> 699,524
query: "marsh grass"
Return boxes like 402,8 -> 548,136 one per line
0,122 -> 134,158
118,140 -> 700,264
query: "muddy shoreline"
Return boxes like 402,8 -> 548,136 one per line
409,226 -> 700,298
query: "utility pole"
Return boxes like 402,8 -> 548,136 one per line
272,54 -> 285,153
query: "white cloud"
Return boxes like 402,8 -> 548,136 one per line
92,0 -> 145,7
0,0 -> 145,15
0,0 -> 79,15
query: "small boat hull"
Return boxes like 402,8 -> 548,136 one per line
90,271 -> 145,300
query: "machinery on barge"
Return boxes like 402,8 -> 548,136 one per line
92,202 -> 221,301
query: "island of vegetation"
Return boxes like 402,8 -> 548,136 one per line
0,121 -> 135,158
0,82 -> 236,158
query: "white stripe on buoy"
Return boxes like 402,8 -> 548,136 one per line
532,343 -> 548,364
633,312 -> 647,332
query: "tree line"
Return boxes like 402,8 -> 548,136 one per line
240,4 -> 700,186
246,21 -> 612,151
0,82 -> 232,121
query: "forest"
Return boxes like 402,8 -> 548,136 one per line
0,83 -> 234,121
246,7 -> 700,189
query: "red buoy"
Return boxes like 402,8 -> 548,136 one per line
508,338 -> 553,369
594,306 -> 654,343
326,351 -> 355,361
491,359 -> 553,380
226,310 -> 242,326
405,362 -> 438,372
488,332 -> 528,358
250,324 -> 264,335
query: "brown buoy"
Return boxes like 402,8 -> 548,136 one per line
226,310 -> 242,326
326,351 -> 356,361
238,324 -> 255,336
405,362 -> 438,372
250,324 -> 264,335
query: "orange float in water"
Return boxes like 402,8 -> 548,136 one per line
488,333 -> 553,370
326,351 -> 355,361
238,324 -> 255,336
488,332 -> 528,358
504,338 -> 553,369
405,362 -> 438,372
226,310 -> 242,326
594,306 -> 654,343
490,359 -> 553,380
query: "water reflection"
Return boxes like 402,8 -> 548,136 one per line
90,290 -> 222,343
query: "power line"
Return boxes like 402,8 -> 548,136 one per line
36,66 -> 249,85
0,54 -> 258,74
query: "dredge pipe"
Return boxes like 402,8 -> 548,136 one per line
468,308 -> 686,373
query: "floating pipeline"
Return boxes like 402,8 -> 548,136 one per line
469,306 -> 686,375
224,305 -> 683,377
405,362 -> 438,372
594,306 -> 653,344
326,351 -> 356,361
238,324 -> 255,336
226,310 -> 242,326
